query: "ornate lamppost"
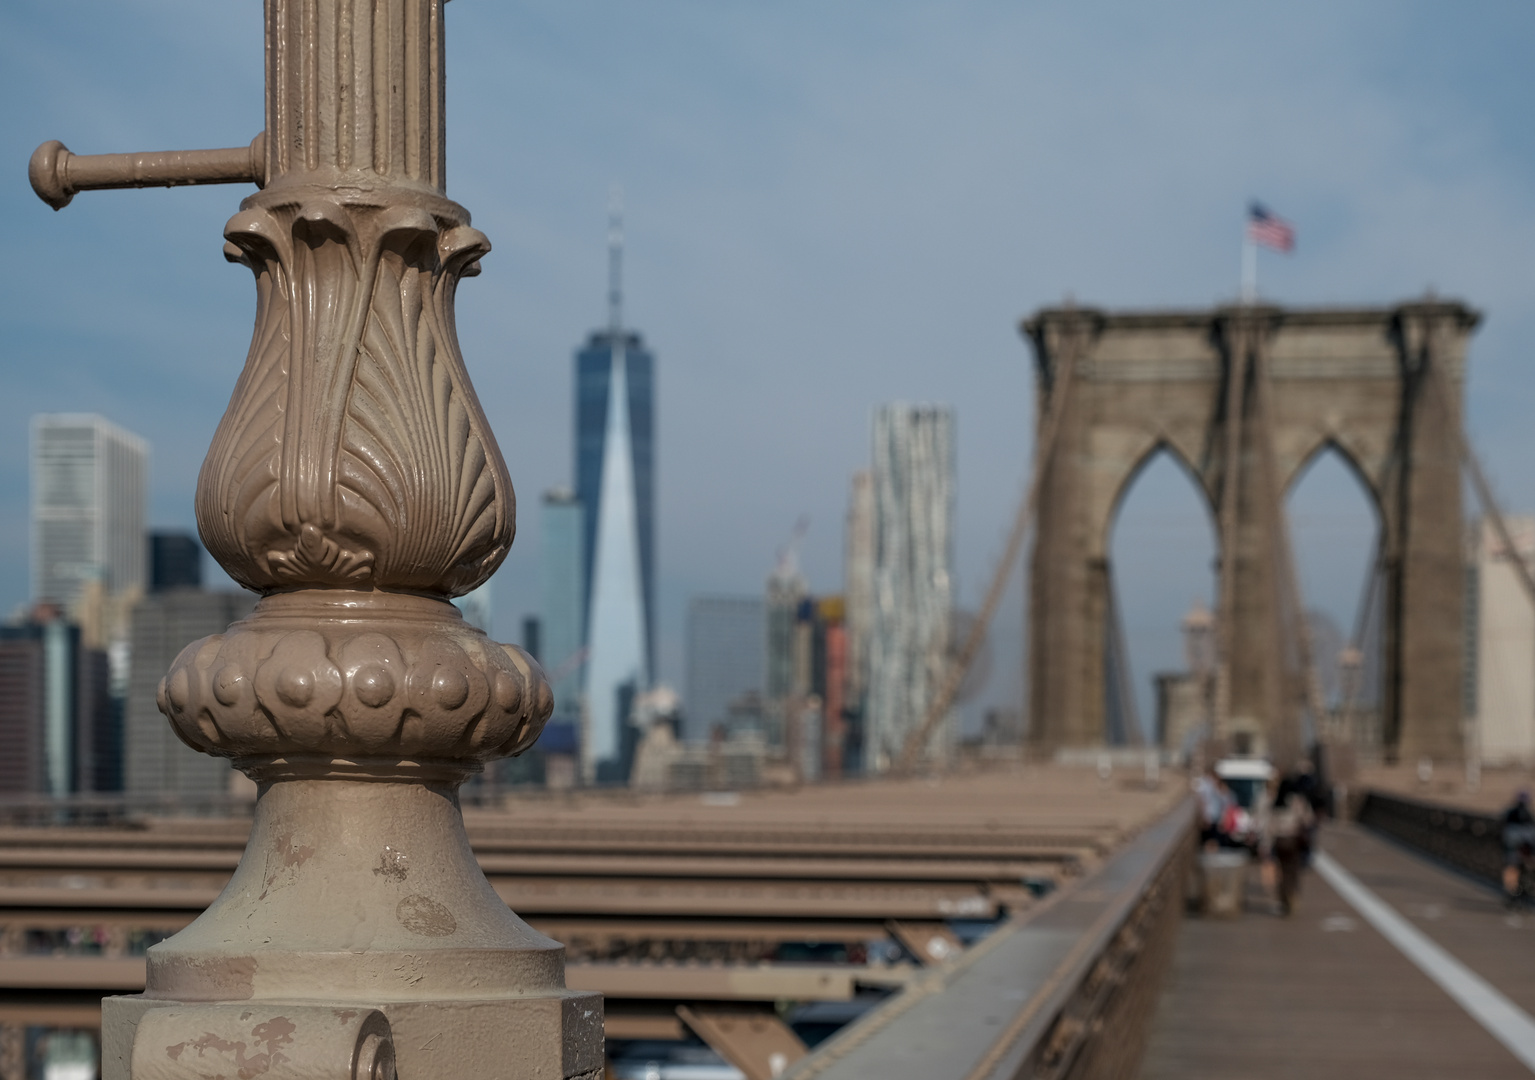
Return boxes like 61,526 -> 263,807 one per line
30,4 -> 601,1078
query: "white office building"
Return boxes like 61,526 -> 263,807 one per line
1468,516 -> 1535,766
865,404 -> 955,772
32,414 -> 148,617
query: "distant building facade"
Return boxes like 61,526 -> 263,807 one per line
1154,601 -> 1216,756
0,630 -> 46,794
540,489 -> 586,728
149,531 -> 203,592
760,535 -> 853,781
815,597 -> 849,778
0,615 -> 114,795
1467,516 -> 1535,765
125,590 -> 257,798
865,404 -> 955,772
843,470 -> 875,770
685,596 -> 764,742
32,415 -> 148,619
764,567 -> 806,712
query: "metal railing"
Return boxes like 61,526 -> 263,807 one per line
1355,790 -> 1505,887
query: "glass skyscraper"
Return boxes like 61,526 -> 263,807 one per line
573,209 -> 656,780
576,330 -> 655,670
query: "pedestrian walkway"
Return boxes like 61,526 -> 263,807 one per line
1139,822 -> 1535,1079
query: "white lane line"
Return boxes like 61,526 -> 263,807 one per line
1315,851 -> 1535,1073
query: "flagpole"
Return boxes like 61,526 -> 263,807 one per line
1240,233 -> 1257,305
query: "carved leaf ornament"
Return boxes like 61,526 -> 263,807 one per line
198,195 -> 512,598
166,193 -> 553,764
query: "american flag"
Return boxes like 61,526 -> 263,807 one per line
1247,203 -> 1294,253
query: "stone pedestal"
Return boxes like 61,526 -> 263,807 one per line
103,776 -> 601,1079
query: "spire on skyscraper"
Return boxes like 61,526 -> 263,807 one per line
607,186 -> 624,333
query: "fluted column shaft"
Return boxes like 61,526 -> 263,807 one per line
264,0 -> 445,192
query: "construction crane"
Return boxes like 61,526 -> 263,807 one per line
773,514 -> 811,582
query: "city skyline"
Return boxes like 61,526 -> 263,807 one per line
0,5 -> 1528,1072
3,3 -> 1535,733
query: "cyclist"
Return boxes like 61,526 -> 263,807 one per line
1501,790 -> 1535,908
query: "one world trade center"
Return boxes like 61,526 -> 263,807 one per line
574,205 -> 655,781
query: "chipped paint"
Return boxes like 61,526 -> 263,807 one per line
165,1015 -> 295,1080
397,895 -> 458,937
373,846 -> 410,883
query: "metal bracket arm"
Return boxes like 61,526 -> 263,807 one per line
29,132 -> 265,210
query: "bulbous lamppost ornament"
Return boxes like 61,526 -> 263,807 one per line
31,3 -> 602,1078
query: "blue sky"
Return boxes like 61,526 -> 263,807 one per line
4,1 -> 1534,731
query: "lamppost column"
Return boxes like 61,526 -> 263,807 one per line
31,3 -> 602,1078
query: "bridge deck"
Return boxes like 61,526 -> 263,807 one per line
1140,822 -> 1535,1079
0,764 -> 1186,1054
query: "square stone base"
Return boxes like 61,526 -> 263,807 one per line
102,992 -> 604,1080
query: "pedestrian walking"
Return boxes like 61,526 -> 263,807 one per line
1265,771 -> 1315,916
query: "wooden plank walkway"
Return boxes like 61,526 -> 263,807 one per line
1140,822 -> 1535,1079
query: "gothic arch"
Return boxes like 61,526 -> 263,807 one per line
1103,437 -> 1214,556
1024,301 -> 1478,761
1284,435 -> 1382,510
